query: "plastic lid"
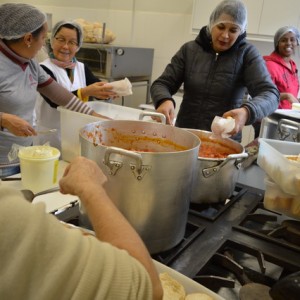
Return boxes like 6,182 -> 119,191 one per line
18,146 -> 60,159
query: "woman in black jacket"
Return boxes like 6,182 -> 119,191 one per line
150,0 -> 279,141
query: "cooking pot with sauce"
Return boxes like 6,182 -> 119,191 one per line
79,120 -> 200,253
187,129 -> 248,203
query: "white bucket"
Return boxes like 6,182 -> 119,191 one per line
18,146 -> 60,193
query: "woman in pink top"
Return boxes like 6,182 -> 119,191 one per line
264,26 -> 300,109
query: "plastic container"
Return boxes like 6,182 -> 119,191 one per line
264,176 -> 300,220
18,146 -> 60,193
58,102 -> 146,162
257,138 -> 300,195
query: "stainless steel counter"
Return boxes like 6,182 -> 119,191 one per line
237,163 -> 266,190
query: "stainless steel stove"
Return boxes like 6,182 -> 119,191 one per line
54,183 -> 300,299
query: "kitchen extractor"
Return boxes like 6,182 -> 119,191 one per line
76,43 -> 154,103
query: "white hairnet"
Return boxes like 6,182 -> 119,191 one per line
51,20 -> 83,48
274,26 -> 300,48
207,0 -> 247,34
0,3 -> 46,40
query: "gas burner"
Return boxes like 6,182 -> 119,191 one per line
267,220 -> 300,247
152,221 -> 205,265
55,183 -> 300,299
236,207 -> 300,251
189,186 -> 246,221
194,246 -> 281,296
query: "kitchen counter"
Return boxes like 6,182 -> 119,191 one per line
0,160 -> 78,213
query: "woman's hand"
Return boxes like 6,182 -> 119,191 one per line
1,113 -> 36,137
223,107 -> 249,135
91,111 -> 112,120
82,82 -> 118,100
281,93 -> 299,104
155,100 -> 175,125
59,156 -> 107,198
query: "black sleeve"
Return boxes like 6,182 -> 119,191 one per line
84,64 -> 100,85
40,65 -> 60,109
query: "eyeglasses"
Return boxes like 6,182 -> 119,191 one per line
54,37 -> 78,48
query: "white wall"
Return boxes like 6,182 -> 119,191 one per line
2,0 -> 300,105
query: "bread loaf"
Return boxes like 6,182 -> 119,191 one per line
74,18 -> 116,44
160,272 -> 185,300
159,272 -> 214,300
185,293 -> 214,300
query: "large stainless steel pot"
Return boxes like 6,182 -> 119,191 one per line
79,120 -> 200,254
187,129 -> 248,204
260,110 -> 300,142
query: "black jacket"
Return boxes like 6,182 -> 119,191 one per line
151,26 -> 279,134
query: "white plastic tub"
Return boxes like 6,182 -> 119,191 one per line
58,102 -> 149,162
18,146 -> 60,193
257,138 -> 300,195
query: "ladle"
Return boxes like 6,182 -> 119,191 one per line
21,186 -> 60,203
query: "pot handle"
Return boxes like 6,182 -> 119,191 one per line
278,118 -> 300,142
138,111 -> 166,124
103,147 -> 150,180
202,152 -> 248,178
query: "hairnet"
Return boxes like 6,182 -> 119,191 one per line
0,3 -> 46,40
274,26 -> 300,48
51,21 -> 83,48
207,0 -> 247,34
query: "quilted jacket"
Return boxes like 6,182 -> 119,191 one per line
151,26 -> 280,134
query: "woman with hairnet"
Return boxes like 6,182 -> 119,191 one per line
0,3 -> 109,178
35,20 -> 118,149
150,0 -> 279,141
264,26 -> 300,109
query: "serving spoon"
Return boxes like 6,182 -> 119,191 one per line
36,128 -> 57,135
21,186 -> 60,203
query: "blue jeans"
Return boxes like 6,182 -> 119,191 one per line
0,165 -> 20,179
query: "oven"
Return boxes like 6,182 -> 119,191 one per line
76,43 -> 154,103
54,183 -> 300,299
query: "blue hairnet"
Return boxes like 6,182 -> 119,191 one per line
51,20 -> 83,48
274,26 -> 300,48
0,3 -> 46,40
208,0 -> 247,34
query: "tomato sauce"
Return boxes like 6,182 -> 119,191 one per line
82,127 -> 189,152
199,143 -> 239,158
